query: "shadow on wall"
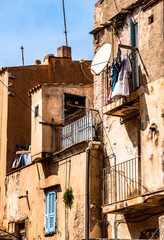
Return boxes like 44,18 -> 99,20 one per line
125,206 -> 164,239
41,160 -> 59,178
139,71 -> 150,132
124,118 -> 139,148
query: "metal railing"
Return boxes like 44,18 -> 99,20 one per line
103,156 -> 142,205
61,110 -> 101,150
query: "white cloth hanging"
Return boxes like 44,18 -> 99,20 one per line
111,51 -> 131,100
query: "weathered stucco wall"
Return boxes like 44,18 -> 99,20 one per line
0,71 -> 8,226
141,78 -> 164,192
94,0 -> 136,28
31,88 -> 43,158
93,0 -> 164,239
6,65 -> 49,174
3,143 -> 101,240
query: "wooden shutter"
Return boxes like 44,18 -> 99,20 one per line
130,18 -> 136,48
45,192 -> 57,234
45,194 -> 49,233
48,192 -> 56,233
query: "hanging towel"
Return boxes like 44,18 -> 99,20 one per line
26,153 -> 32,165
12,154 -> 22,168
111,51 -> 131,100
111,47 -> 122,91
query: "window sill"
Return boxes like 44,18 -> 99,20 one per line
44,231 -> 56,237
6,163 -> 34,176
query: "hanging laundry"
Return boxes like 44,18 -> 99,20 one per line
26,153 -> 32,165
12,154 -> 22,169
111,51 -> 132,100
12,152 -> 32,169
111,48 -> 122,91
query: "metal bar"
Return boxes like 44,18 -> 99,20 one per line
21,46 -> 24,66
121,164 -> 123,200
118,164 -> 121,201
124,162 -> 125,200
132,158 -> 134,195
118,44 -> 138,52
62,0 -> 68,46
111,170 -> 112,204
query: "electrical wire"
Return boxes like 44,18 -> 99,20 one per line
0,228 -> 20,240
113,0 -> 119,12
80,63 -> 93,82
150,228 -> 159,239
0,79 -> 49,125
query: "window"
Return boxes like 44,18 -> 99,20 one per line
14,221 -> 26,240
148,15 -> 154,24
45,192 -> 57,234
35,105 -> 39,118
63,93 -> 86,122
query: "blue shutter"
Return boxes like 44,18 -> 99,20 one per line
130,18 -> 137,90
130,18 -> 136,48
45,194 -> 49,233
45,192 -> 57,234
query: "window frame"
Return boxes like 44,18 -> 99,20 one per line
45,191 -> 57,234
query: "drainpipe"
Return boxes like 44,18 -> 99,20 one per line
65,159 -> 68,240
114,219 -> 126,239
85,142 -> 92,240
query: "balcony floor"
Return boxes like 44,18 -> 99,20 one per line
103,190 -> 164,214
103,90 -> 140,117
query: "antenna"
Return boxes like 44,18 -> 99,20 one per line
91,43 -> 111,75
20,46 -> 24,66
62,0 -> 68,46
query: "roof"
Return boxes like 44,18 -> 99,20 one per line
90,0 -> 159,35
27,84 -> 42,97
27,82 -> 93,98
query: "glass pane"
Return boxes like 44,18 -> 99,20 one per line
50,217 -> 54,228
52,193 -> 54,212
49,194 -> 52,213
46,218 -> 48,229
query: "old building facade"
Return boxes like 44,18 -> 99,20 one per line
0,0 -> 164,239
0,47 -> 102,239
91,0 -> 164,239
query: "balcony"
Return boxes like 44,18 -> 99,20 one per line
102,157 -> 149,213
103,156 -> 164,214
61,110 -> 101,150
103,91 -> 140,117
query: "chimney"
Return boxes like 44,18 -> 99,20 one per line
43,54 -> 55,64
57,46 -> 71,59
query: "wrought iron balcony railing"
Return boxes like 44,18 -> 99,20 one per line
61,110 -> 101,150
103,156 -> 143,205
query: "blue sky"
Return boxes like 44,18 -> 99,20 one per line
0,0 -> 97,67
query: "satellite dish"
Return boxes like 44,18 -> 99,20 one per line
91,43 -> 111,75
